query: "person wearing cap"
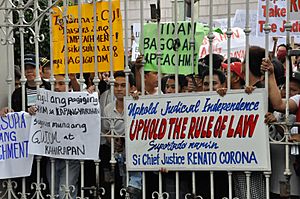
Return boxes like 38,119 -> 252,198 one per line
11,54 -> 51,112
40,57 -> 51,80
221,62 -> 245,89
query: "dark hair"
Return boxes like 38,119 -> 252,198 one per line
114,71 -> 135,87
223,57 -> 241,64
247,46 -> 265,78
277,44 -> 288,51
201,68 -> 226,84
14,65 -> 21,80
272,59 -> 285,86
168,75 -> 188,89
203,54 -> 224,69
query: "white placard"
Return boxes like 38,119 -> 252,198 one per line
125,89 -> 270,171
29,89 -> 101,160
199,27 -> 246,60
0,112 -> 34,179
131,23 -> 141,61
257,0 -> 300,36
232,9 -> 257,36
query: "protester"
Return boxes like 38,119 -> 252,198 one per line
28,74 -> 80,199
164,75 -> 187,93
11,54 -> 51,112
40,57 -> 51,81
264,73 -> 300,198
221,62 -> 245,89
201,68 -> 226,91
101,71 -> 138,199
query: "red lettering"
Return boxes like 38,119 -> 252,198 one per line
232,29 -> 240,39
168,118 -> 176,139
141,119 -> 150,140
234,115 -> 244,138
158,118 -> 167,139
213,116 -> 223,138
262,5 -> 286,17
206,116 -> 214,138
137,119 -> 144,140
271,23 -> 277,32
197,116 -> 206,138
258,20 -> 265,32
180,117 -> 188,139
227,115 -> 235,137
188,117 -> 196,139
290,0 -> 300,12
200,116 -> 208,138
173,118 -> 182,139
243,114 -> 259,137
150,119 -> 159,140
129,120 -> 136,140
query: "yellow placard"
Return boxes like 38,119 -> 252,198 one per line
52,0 -> 124,74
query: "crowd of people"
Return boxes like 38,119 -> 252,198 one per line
1,42 -> 300,199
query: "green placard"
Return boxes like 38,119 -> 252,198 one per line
143,22 -> 208,75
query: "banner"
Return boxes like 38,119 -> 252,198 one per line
29,89 -> 101,160
125,89 -> 270,171
131,23 -> 141,61
0,112 -> 34,179
52,0 -> 124,74
143,22 -> 208,75
257,0 -> 300,36
199,27 -> 246,60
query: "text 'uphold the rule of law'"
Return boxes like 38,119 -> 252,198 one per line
125,89 -> 271,171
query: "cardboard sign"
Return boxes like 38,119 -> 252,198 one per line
52,0 -> 124,74
0,112 -> 34,179
199,27 -> 246,60
257,0 -> 300,36
125,89 -> 271,171
143,22 -> 208,75
29,89 -> 101,160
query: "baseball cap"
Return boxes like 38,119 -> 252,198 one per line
221,62 -> 244,80
40,57 -> 50,69
24,54 -> 37,68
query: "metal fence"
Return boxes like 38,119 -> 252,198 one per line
0,0 -> 299,199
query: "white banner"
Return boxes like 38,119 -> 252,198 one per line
29,89 -> 101,160
0,112 -> 34,179
257,0 -> 300,36
199,27 -> 246,60
125,89 -> 270,171
131,23 -> 141,61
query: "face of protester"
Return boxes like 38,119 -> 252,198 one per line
186,76 -> 195,92
202,74 -> 223,91
277,46 -> 287,63
280,82 -> 300,98
114,76 -> 127,100
145,71 -> 158,89
165,78 -> 183,94
25,65 -> 36,82
54,75 -> 68,92
42,66 -> 51,79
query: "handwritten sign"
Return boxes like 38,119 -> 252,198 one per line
257,0 -> 300,36
29,89 -> 101,160
52,0 -> 124,74
200,27 -> 246,60
0,112 -> 34,179
143,22 -> 208,75
125,89 -> 270,171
